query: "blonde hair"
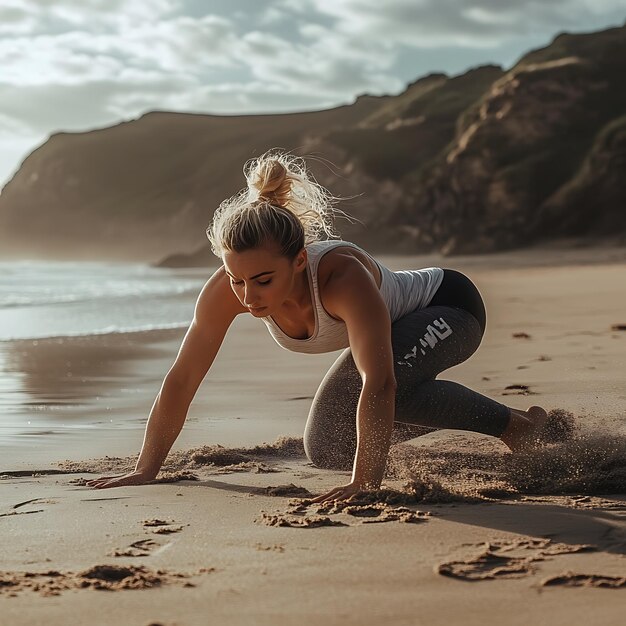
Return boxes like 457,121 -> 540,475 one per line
207,149 -> 345,260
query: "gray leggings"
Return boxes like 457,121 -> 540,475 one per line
303,277 -> 512,470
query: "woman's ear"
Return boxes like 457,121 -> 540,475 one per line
294,248 -> 307,272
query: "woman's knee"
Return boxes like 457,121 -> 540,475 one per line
303,430 -> 355,471
303,401 -> 357,471
303,351 -> 361,471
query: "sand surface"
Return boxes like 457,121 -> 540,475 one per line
1,249 -> 625,625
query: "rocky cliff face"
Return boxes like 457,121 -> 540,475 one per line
533,114 -> 626,238
387,25 -> 626,254
0,24 -> 624,263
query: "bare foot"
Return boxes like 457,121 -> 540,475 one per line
500,405 -> 549,453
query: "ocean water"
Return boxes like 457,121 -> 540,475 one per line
0,261 -> 212,459
0,261 -> 211,341
0,260 -> 335,470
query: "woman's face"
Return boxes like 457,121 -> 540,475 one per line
222,243 -> 307,316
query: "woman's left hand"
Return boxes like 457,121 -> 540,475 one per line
306,481 -> 365,504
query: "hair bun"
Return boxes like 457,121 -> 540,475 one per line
207,148 -> 353,259
254,160 -> 288,201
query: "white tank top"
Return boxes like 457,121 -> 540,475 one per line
260,240 -> 444,354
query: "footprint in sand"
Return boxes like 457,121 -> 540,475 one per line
255,543 -> 285,552
502,384 -> 538,396
541,572 -> 626,588
142,519 -> 186,535
436,538 -> 599,583
109,539 -> 166,558
436,547 -> 534,580
0,564 -> 214,597
485,538 -> 596,557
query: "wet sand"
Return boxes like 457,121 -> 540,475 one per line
1,248 -> 625,624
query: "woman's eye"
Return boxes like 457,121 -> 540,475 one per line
230,279 -> 271,286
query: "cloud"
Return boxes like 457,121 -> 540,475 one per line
0,0 -> 624,184
0,3 -> 401,129
0,15 -> 241,87
0,0 -> 182,35
238,29 -> 399,96
285,0 -> 626,48
0,4 -> 38,35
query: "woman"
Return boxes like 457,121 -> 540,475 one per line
87,150 -> 548,501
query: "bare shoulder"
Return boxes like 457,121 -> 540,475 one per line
318,247 -> 384,321
195,265 -> 247,326
318,245 -> 381,289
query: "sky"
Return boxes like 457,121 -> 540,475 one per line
0,0 -> 624,187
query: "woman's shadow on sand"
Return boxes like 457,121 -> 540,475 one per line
169,474 -> 626,557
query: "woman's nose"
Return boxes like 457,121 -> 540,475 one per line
243,286 -> 259,306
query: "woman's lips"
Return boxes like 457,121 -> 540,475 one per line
249,306 -> 266,312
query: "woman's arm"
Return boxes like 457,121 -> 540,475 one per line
87,267 -> 244,489
308,258 -> 397,501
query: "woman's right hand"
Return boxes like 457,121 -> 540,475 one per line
85,469 -> 158,489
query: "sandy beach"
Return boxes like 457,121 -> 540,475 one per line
1,247 -> 625,625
